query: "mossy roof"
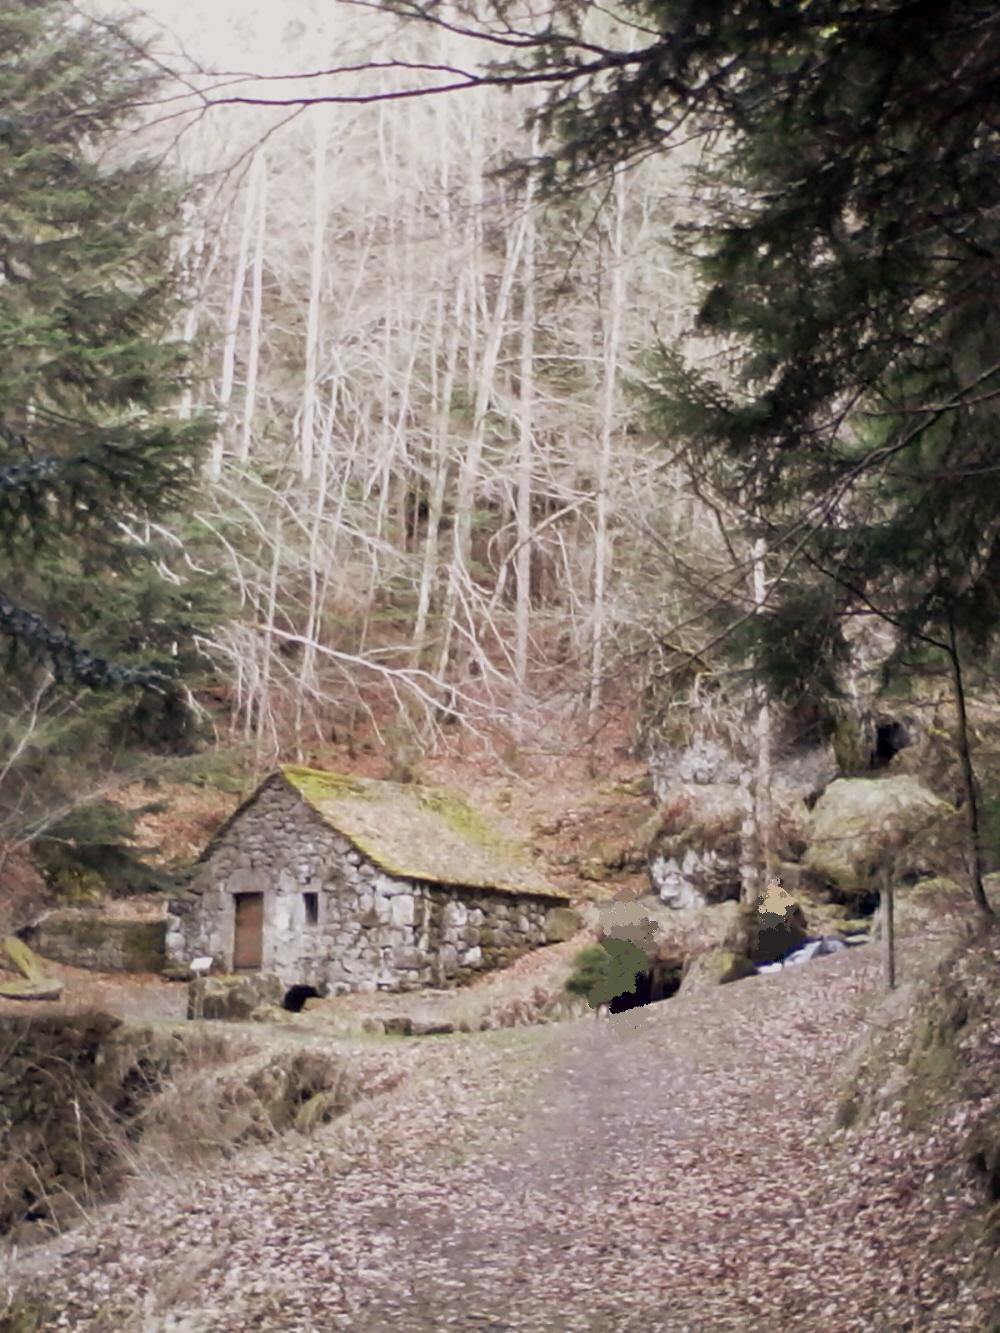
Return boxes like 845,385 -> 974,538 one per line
278,765 -> 568,900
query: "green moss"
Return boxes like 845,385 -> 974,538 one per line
832,716 -> 866,771
415,787 -> 511,854
279,764 -> 565,899
282,764 -> 370,803
1,936 -> 48,983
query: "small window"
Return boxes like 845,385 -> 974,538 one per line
303,891 -> 319,926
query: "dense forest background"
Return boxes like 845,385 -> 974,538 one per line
2,0 -> 999,915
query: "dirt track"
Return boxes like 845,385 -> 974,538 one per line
4,940 -> 994,1332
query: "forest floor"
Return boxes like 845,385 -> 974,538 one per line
5,931 -> 997,1332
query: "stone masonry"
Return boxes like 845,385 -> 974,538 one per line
167,774 -> 561,995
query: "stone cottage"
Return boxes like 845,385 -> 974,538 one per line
167,765 -> 571,996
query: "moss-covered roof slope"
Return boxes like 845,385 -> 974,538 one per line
279,765 -> 568,900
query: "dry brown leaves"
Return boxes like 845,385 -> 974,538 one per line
3,931 -> 997,1332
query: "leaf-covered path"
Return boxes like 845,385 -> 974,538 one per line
9,943 -> 993,1331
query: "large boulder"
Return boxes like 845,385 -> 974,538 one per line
0,935 -> 62,1000
871,875 -> 970,939
543,906 -> 583,943
649,733 -> 837,803
803,776 -> 960,898
187,972 -> 284,1021
647,784 -> 743,909
679,946 -> 756,994
647,783 -> 808,909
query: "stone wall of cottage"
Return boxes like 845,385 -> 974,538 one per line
166,776 -> 553,995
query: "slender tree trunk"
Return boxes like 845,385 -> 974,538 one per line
752,537 -> 772,880
414,276 -> 466,658
589,167 -> 626,726
300,120 -> 329,484
514,138 -> 538,693
176,202 -> 205,422
881,867 -> 896,990
240,151 -> 267,463
435,201 -> 527,681
294,381 -> 337,754
211,165 -> 257,479
740,538 -> 771,905
946,609 -> 994,915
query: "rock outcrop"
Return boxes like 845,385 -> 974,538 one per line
803,776 -> 959,897
646,782 -> 808,909
679,946 -> 757,993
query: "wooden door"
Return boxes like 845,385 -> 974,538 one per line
233,892 -> 264,970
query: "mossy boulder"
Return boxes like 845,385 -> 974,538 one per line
679,946 -> 756,993
803,776 -> 959,897
543,906 -> 583,943
0,936 -> 62,999
188,972 -> 283,1021
870,876 -> 966,939
0,977 -> 63,1001
2,935 -> 49,983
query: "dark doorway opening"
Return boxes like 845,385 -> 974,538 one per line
870,720 -> 910,770
608,960 -> 682,1014
283,984 -> 322,1012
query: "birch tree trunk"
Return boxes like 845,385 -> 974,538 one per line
589,167 -> 626,726
210,164 -> 257,479
435,200 -> 527,682
413,275 -> 467,658
240,151 -> 268,463
300,119 -> 329,484
176,199 -> 205,422
514,134 -> 538,693
740,537 -> 771,904
752,537 -> 772,882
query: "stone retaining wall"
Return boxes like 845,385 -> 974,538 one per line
167,776 -> 555,994
20,911 -> 166,973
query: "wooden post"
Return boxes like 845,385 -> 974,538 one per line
881,867 -> 896,991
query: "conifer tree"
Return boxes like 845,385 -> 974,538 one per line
455,0 -> 999,911
0,0 -> 215,842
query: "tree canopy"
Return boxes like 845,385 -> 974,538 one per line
439,0 -> 999,908
0,0 -> 218,847
0,0 -> 213,692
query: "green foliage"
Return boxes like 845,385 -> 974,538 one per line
564,944 -> 610,1005
0,0 -> 214,688
727,580 -> 850,715
564,938 -> 649,1009
30,800 -> 182,899
0,0 -> 219,847
516,2 -> 1000,786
